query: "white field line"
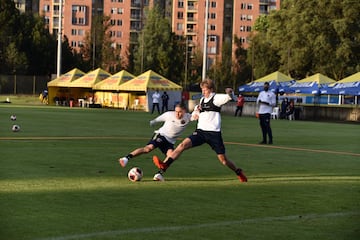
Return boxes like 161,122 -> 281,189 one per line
35,211 -> 359,240
2,136 -> 360,157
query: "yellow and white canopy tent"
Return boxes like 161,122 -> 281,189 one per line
47,68 -> 85,105
118,70 -> 183,111
68,68 -> 111,106
92,70 -> 135,109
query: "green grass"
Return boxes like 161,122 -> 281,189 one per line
0,104 -> 359,240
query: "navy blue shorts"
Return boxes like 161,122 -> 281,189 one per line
188,129 -> 226,154
147,132 -> 174,155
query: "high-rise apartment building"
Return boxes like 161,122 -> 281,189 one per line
38,0 -> 281,70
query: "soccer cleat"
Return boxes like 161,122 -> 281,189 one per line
119,157 -> 128,168
152,155 -> 167,170
153,173 -> 165,182
237,170 -> 248,182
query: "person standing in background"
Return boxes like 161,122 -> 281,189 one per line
234,94 -> 245,117
256,82 -> 276,144
151,90 -> 161,114
161,91 -> 169,113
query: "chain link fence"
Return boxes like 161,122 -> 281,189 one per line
0,75 -> 49,95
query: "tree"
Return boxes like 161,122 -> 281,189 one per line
232,35 -> 252,87
133,7 -> 184,83
267,0 -> 360,80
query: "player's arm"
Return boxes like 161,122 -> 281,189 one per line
150,112 -> 167,126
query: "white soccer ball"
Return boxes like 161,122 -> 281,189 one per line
12,124 -> 20,132
128,167 -> 143,182
10,115 -> 17,121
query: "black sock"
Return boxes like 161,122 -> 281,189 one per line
126,154 -> 133,159
164,157 -> 174,167
235,168 -> 242,175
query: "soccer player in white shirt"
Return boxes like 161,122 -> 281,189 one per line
153,79 -> 247,182
119,103 -> 193,181
256,82 -> 276,144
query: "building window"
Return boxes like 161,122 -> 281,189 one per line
209,46 -> 216,54
247,15 -> 253,21
177,12 -> 183,19
246,26 -> 252,32
241,3 -> 246,9
78,41 -> 83,47
210,13 -> 216,19
240,26 -> 245,32
78,29 -> 84,36
209,35 -> 217,42
118,8 -> 123,14
247,4 -> 253,10
71,41 -> 77,47
71,29 -> 77,35
111,8 -> 117,14
110,19 -> 116,25
44,16 -> 50,24
117,31 -> 122,38
178,0 -> 184,8
240,15 -> 247,20
211,1 -> 216,8
43,5 -> 50,12
210,24 -> 216,30
177,23 -> 183,31
117,19 -> 122,26
78,18 -> 85,25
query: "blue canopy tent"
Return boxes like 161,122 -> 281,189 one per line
321,72 -> 360,104
324,72 -> 360,96
284,73 -> 336,94
238,71 -> 294,93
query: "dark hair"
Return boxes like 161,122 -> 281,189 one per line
175,102 -> 187,110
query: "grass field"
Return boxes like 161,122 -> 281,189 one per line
0,103 -> 359,240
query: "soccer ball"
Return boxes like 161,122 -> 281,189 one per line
10,115 -> 17,121
128,167 -> 143,182
12,124 -> 20,132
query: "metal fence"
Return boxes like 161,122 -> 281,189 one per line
0,75 -> 49,95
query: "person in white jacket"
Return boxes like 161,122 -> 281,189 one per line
256,82 -> 276,144
119,103 -> 194,181
152,78 -> 247,182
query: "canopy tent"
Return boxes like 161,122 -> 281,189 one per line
47,68 -> 85,105
238,71 -> 294,93
66,68 -> 111,106
322,72 -> 360,96
92,70 -> 135,108
69,68 -> 111,88
284,73 -> 336,94
118,70 -> 183,111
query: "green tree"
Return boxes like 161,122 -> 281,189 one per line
232,35 -> 252,87
267,0 -> 360,80
133,7 -> 183,83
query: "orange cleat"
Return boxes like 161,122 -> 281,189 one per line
153,155 -> 167,170
237,170 -> 248,182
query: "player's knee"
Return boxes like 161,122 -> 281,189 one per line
143,146 -> 153,153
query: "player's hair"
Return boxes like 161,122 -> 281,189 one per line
175,102 -> 187,111
200,78 -> 215,91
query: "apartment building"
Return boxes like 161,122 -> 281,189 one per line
38,0 -> 281,70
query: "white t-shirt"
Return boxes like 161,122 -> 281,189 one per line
152,111 -> 192,144
152,92 -> 161,104
256,90 -> 276,114
195,93 -> 232,132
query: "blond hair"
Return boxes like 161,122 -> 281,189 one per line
200,78 -> 215,91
